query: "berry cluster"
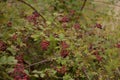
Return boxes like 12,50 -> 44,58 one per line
60,50 -> 69,58
15,54 -> 24,63
40,40 -> 50,50
12,54 -> 29,80
89,44 -> 102,62
13,64 -> 29,80
0,40 -> 7,51
7,21 -> 12,27
116,42 -> 120,48
73,23 -> 81,30
93,51 -> 102,62
60,41 -> 69,58
59,16 -> 69,23
95,23 -> 102,29
26,11 -> 40,25
61,41 -> 69,49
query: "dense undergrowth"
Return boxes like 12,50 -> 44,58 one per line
0,0 -> 120,80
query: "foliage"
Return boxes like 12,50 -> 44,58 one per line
0,0 -> 120,80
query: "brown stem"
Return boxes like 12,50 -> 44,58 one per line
81,0 -> 87,11
17,0 -> 46,24
25,58 -> 55,68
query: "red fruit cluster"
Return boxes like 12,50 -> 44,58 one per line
13,64 -> 29,80
7,21 -> 12,27
93,51 -> 102,62
93,50 -> 98,55
116,43 -> 120,48
89,44 -> 103,62
40,40 -> 50,50
15,54 -> 24,63
0,40 -> 7,51
73,23 -> 81,30
60,41 -> 69,58
12,54 -> 29,80
33,11 -> 40,17
59,16 -> 69,23
26,11 -> 39,25
95,23 -> 102,29
55,66 -> 67,74
60,50 -> 69,58
61,41 -> 69,49
95,55 -> 102,62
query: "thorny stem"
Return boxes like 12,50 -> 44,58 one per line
17,0 -> 46,25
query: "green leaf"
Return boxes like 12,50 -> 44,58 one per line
0,56 -> 17,65
63,74 -> 74,80
59,33 -> 65,40
7,45 -> 17,55
0,56 -> 7,64
40,73 -> 45,78
31,34 -> 40,41
7,56 -> 17,64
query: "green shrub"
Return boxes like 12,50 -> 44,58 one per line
0,0 -> 120,80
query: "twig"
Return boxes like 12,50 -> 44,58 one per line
17,0 -> 37,11
81,0 -> 87,11
25,58 -> 56,68
17,0 -> 46,24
